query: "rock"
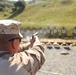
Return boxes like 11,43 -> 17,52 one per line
60,50 -> 69,55
53,42 -> 59,46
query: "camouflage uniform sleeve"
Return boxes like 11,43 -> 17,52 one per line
9,44 -> 45,75
19,43 -> 31,51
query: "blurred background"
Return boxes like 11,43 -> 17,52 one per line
0,0 -> 76,39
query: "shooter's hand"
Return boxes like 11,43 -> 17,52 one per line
30,32 -> 39,47
30,35 -> 35,45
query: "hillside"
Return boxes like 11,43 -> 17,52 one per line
0,0 -> 76,31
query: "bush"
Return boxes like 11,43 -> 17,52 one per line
0,7 -> 4,11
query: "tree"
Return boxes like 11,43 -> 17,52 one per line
13,0 -> 26,12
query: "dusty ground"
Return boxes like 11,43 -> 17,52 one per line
36,45 -> 76,75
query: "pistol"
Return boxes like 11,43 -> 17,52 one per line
33,32 -> 38,36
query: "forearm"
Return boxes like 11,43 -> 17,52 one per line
24,44 -> 45,75
19,42 -> 32,51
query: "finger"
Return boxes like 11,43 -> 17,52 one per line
32,35 -> 34,39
